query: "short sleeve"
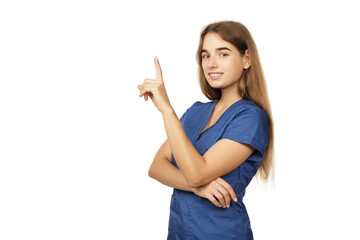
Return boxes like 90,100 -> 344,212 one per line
222,108 -> 269,161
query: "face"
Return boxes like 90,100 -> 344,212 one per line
201,32 -> 250,90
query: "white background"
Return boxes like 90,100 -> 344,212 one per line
1,0 -> 359,239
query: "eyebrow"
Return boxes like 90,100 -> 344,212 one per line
201,47 -> 232,54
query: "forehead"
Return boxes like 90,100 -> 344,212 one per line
202,32 -> 234,50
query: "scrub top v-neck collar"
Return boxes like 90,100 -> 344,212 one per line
196,98 -> 248,142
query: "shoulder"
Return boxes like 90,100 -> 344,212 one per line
191,100 -> 214,108
233,99 -> 268,122
185,100 -> 215,113
179,100 -> 214,122
223,100 -> 270,157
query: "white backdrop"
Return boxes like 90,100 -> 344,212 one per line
1,0 -> 359,239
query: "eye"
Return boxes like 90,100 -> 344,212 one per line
202,54 -> 209,59
220,53 -> 229,57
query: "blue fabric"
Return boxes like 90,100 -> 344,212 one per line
167,99 -> 269,240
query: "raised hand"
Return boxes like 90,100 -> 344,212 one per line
138,57 -> 172,113
193,177 -> 238,208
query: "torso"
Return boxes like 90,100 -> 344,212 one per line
169,99 -> 269,239
200,103 -> 234,134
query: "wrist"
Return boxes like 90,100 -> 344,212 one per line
161,105 -> 175,116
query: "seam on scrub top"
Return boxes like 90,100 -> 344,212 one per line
222,132 -> 266,155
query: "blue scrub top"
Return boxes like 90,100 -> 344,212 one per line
168,99 -> 269,240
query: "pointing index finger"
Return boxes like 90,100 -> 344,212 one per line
154,56 -> 163,81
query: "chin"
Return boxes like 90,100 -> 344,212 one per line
208,81 -> 225,89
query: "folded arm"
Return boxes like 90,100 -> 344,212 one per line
148,139 -> 193,192
161,110 -> 255,188
148,139 -> 238,208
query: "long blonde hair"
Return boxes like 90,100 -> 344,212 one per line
196,21 -> 275,182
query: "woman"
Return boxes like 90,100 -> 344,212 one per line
138,20 -> 274,239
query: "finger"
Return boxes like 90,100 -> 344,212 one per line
215,183 -> 231,208
210,180 -> 230,207
216,178 -> 238,202
139,85 -> 156,97
138,85 -> 143,97
139,85 -> 161,98
212,190 -> 226,208
206,194 -> 222,208
141,82 -> 161,89
143,79 -> 159,84
139,82 -> 163,96
138,85 -> 146,98
154,56 -> 163,81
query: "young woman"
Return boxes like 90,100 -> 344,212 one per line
138,20 -> 274,239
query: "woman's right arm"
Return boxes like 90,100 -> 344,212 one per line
148,139 -> 238,208
148,139 -> 194,192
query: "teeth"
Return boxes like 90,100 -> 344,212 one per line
210,73 -> 222,77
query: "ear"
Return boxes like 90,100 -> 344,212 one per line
243,50 -> 251,69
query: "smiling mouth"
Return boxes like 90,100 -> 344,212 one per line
208,73 -> 224,80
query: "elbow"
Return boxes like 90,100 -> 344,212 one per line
187,175 -> 205,188
188,181 -> 201,188
148,165 -> 156,179
185,165 -> 208,188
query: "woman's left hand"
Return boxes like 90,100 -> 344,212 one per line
138,57 -> 173,113
193,177 -> 238,208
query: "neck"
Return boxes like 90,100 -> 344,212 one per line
217,85 -> 242,108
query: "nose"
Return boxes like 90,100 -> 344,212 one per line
208,56 -> 218,69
